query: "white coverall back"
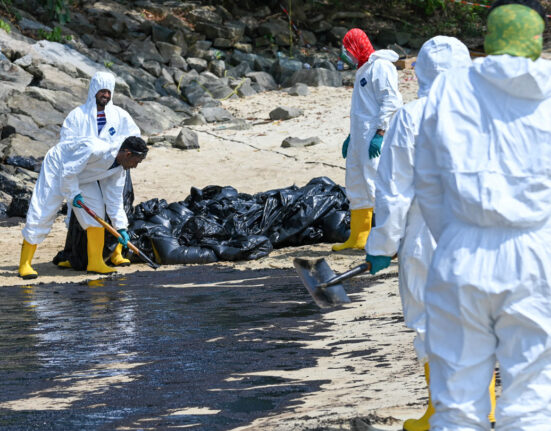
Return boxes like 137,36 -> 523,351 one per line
366,36 -> 472,362
345,50 -> 402,210
22,136 -> 128,244
415,55 -> 551,430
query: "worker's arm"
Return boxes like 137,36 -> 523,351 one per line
366,106 -> 415,256
414,79 -> 446,241
99,170 -> 128,231
59,109 -> 83,142
372,60 -> 403,132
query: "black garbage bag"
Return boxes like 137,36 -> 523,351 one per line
149,231 -> 218,265
201,235 -> 273,261
7,192 -> 31,217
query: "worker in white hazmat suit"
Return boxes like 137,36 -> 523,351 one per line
413,0 -> 551,429
334,28 -> 403,251
365,36 -> 497,431
57,71 -> 140,268
19,136 -> 148,279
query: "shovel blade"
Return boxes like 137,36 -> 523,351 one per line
293,257 -> 351,308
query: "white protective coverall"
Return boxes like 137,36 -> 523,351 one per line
415,54 -> 551,430
22,136 -> 128,244
346,49 -> 403,210
366,37 -> 472,362
59,71 -> 140,228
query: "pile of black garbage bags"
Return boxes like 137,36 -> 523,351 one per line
54,176 -> 351,267
129,177 -> 350,265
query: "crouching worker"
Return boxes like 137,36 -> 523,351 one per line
19,136 -> 148,279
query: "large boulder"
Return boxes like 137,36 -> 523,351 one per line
28,63 -> 88,99
7,93 -> 65,128
246,71 -> 277,91
282,68 -> 342,88
270,58 -> 303,84
0,113 -> 58,143
258,19 -> 290,46
123,37 -> 164,67
116,96 -> 182,135
110,63 -> 158,100
0,59 -> 33,92
1,133 -> 52,159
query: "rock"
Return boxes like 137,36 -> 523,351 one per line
1,133 -> 52,159
213,38 -> 233,49
246,71 -> 277,91
116,96 -> 181,135
236,79 -> 257,97
312,20 -> 332,33
270,57 -> 303,84
169,54 -> 188,71
148,133 -> 177,145
183,114 -> 207,125
187,57 -> 208,73
214,119 -> 251,131
0,165 -> 35,196
123,37 -> 164,66
156,96 -> 193,115
95,15 -> 127,38
269,106 -> 303,121
281,136 -> 322,148
208,60 -> 226,78
286,83 -> 309,96
187,6 -> 223,25
23,87 -> 77,115
8,93 -> 65,128
301,30 -> 317,46
341,70 -> 356,87
227,62 -> 251,78
173,127 -> 199,150
329,26 -> 348,44
161,13 -> 193,34
28,40 -> 124,87
408,36 -> 426,49
283,68 -> 342,88
203,80 -> 234,100
156,41 -> 182,63
0,190 -> 12,218
315,60 -> 337,71
230,50 -> 257,68
0,59 -> 33,92
258,19 -> 289,43
194,20 -> 245,43
18,17 -> 52,34
253,56 -> 274,72
142,60 -> 162,77
200,106 -> 234,123
192,40 -> 211,51
0,113 -> 56,143
110,63 -> 158,100
239,16 -> 259,37
28,63 -> 88,99
376,28 -> 398,47
90,36 -> 123,54
152,24 -> 175,44
234,42 -> 253,53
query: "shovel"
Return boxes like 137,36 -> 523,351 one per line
293,257 -> 371,308
77,200 -> 160,270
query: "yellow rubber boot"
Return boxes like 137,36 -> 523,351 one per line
57,260 -> 72,268
86,227 -> 116,274
403,362 -> 434,431
110,243 -> 130,267
332,208 -> 373,251
19,239 -> 38,279
489,371 -> 496,424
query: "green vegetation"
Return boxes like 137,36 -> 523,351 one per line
38,25 -> 72,42
0,18 -> 9,32
39,0 -> 71,24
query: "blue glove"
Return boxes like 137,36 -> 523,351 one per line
368,133 -> 384,159
342,134 -> 350,159
72,193 -> 84,208
365,254 -> 391,275
117,229 -> 130,248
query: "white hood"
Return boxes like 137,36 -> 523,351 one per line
86,71 -> 116,107
473,55 -> 551,100
369,49 -> 400,64
415,36 -> 472,97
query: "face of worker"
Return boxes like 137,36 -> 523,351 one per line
95,89 -> 111,108
118,149 -> 146,170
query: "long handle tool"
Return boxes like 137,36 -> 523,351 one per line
77,200 -> 160,269
293,258 -> 371,308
